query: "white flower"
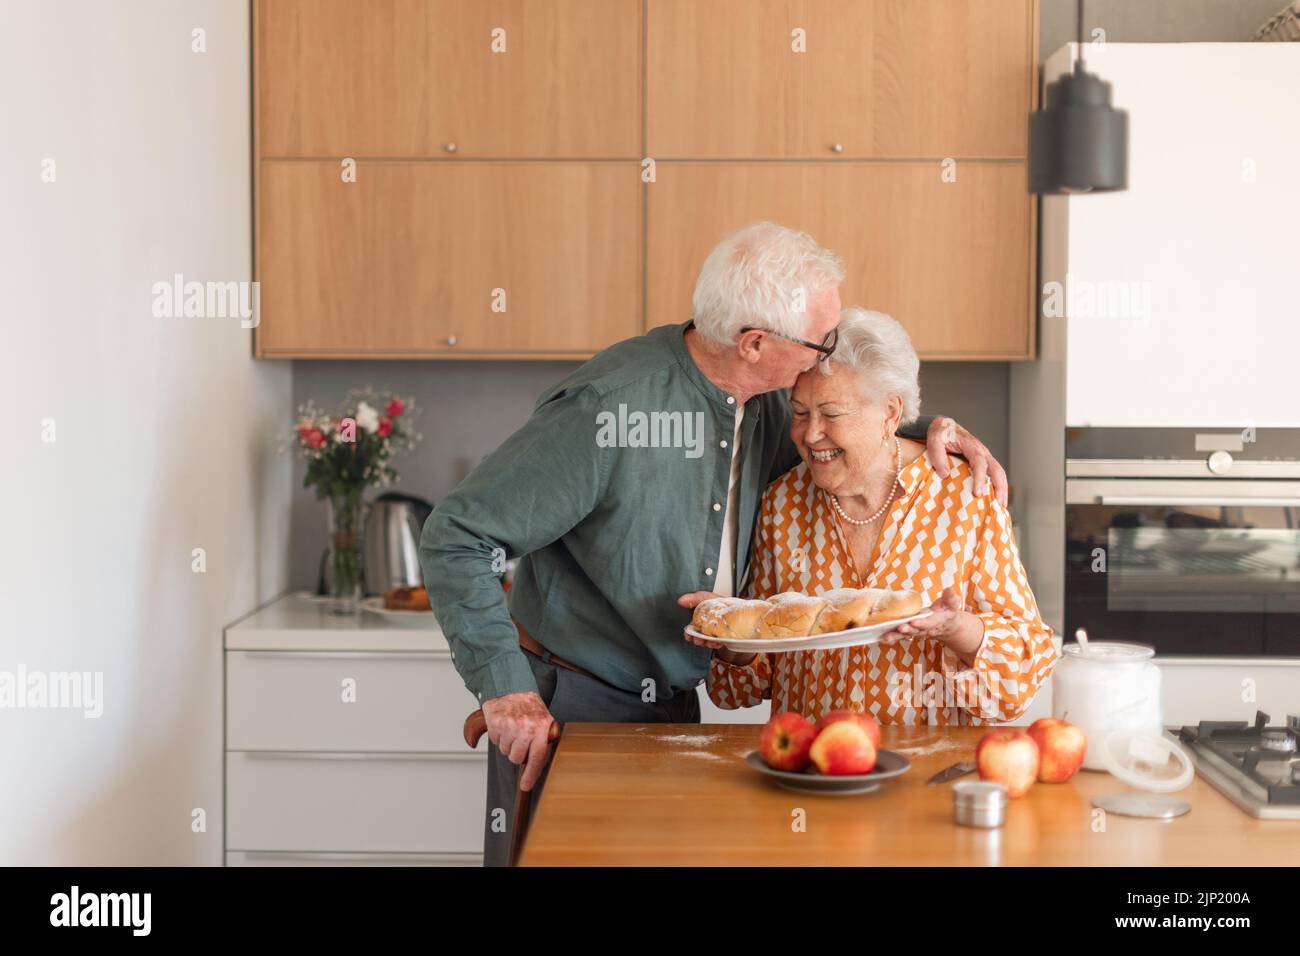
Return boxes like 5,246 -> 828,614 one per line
355,401 -> 380,434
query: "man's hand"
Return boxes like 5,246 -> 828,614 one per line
923,417 -> 1009,506
481,690 -> 556,792
678,590 -> 723,648
677,591 -> 756,666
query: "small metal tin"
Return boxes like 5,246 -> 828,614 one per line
952,780 -> 1008,828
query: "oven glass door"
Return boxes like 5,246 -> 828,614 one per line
1065,479 -> 1300,656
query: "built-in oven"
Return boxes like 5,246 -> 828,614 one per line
1064,428 -> 1300,657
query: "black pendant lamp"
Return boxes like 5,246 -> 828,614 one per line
1029,0 -> 1128,194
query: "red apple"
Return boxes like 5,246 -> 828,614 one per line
1027,717 -> 1087,783
810,720 -> 878,775
816,709 -> 882,751
975,730 -> 1040,798
759,712 -> 818,772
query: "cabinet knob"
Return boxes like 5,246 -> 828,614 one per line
446,335 -> 458,346
444,142 -> 458,153
830,143 -> 844,153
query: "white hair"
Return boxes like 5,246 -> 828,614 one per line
823,307 -> 921,425
691,222 -> 845,347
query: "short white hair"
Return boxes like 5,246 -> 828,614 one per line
823,307 -> 921,425
691,222 -> 845,347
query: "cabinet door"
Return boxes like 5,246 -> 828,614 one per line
226,651 -> 482,753
647,0 -> 1033,159
226,752 -> 487,853
647,0 -> 811,158
259,0 -> 641,157
870,0 -> 1034,157
258,161 -> 641,356
646,163 -> 1031,358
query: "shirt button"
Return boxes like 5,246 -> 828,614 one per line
726,396 -> 736,405
712,503 -> 721,512
719,440 -> 728,449
705,568 -> 714,576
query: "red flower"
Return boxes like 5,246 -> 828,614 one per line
385,398 -> 405,419
305,428 -> 327,450
377,417 -> 394,437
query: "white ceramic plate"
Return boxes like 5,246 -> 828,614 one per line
686,610 -> 931,653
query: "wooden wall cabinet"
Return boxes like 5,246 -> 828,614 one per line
647,0 -> 1033,159
255,0 -> 1038,360
259,162 -> 641,357
260,0 -> 641,158
647,163 -> 1032,357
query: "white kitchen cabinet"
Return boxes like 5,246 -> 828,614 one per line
224,594 -> 485,866
1022,43 -> 1300,430
697,688 -> 771,725
227,650 -> 484,752
226,851 -> 482,866
226,751 -> 486,854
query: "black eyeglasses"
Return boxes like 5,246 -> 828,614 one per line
739,325 -> 839,363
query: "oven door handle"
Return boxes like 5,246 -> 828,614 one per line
1098,495 -> 1300,507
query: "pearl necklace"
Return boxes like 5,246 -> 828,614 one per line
829,437 -> 902,527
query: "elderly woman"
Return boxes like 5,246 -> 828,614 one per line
688,308 -> 1057,724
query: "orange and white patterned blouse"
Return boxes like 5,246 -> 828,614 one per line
709,453 -> 1058,726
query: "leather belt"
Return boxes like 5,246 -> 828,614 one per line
515,619 -> 599,682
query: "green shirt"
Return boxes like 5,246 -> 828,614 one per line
418,322 -> 932,704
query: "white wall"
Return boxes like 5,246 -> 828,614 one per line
0,1 -> 291,864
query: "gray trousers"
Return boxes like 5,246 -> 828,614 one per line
483,648 -> 701,866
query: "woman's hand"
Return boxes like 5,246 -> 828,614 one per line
924,417 -> 1008,506
677,591 -> 757,666
877,587 -> 985,666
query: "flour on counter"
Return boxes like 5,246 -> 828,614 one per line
659,733 -> 724,747
673,750 -> 730,762
891,738 -> 970,758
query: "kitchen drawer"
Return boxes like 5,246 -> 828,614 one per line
226,751 -> 487,853
226,650 -> 482,752
226,850 -> 481,867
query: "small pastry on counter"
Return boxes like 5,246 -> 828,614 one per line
384,585 -> 431,611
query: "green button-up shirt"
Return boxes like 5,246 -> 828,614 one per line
419,321 -> 931,704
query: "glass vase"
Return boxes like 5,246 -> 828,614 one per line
325,489 -> 367,614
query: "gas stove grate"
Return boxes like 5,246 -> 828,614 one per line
1177,711 -> 1300,807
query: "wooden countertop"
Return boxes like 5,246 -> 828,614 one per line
519,723 -> 1300,866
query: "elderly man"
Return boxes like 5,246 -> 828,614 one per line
419,221 -> 1007,866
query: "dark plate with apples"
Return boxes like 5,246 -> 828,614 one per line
754,710 -> 908,794
745,749 -> 911,795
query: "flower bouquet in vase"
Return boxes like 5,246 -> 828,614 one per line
293,389 -> 420,614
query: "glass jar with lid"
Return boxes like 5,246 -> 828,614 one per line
1053,638 -> 1163,771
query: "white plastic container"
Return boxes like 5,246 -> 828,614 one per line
1053,641 -> 1163,771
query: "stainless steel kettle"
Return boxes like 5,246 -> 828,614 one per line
362,491 -> 435,596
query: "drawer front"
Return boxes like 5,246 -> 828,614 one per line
227,851 -> 481,867
227,752 -> 487,853
227,650 -> 481,752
